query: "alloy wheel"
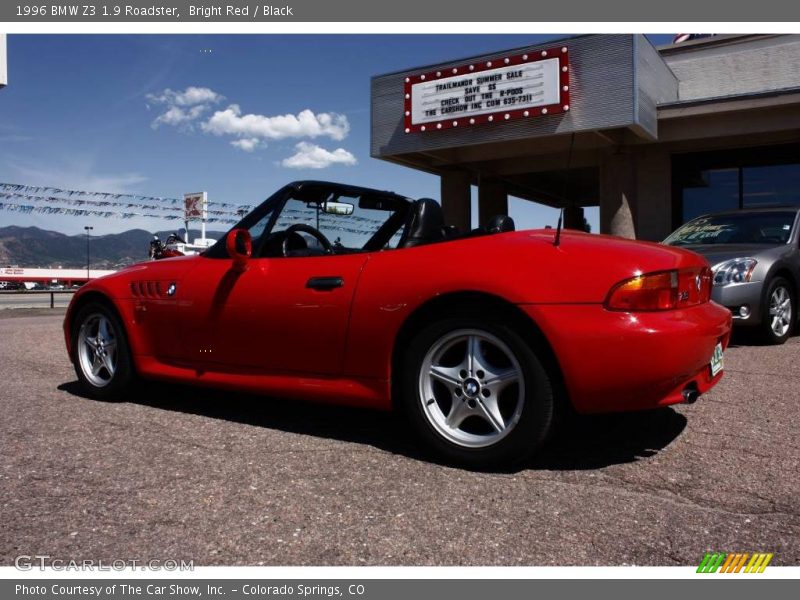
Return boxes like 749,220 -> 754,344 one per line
77,313 -> 119,387
418,328 -> 525,448
769,286 -> 792,338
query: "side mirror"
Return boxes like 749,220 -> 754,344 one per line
226,228 -> 252,271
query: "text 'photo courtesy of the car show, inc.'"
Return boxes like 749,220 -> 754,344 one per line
0,0 -> 799,597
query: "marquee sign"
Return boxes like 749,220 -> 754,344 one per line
403,46 -> 570,133
184,192 -> 208,221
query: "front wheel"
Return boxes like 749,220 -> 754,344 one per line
759,278 -> 795,345
400,318 -> 555,469
71,301 -> 135,400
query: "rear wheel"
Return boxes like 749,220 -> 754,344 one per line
71,301 -> 135,400
400,318 -> 554,469
759,278 -> 795,345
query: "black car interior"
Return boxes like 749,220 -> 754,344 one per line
266,197 -> 516,256
212,182 -> 517,260
485,214 -> 516,234
394,199 -> 516,249
396,198 -> 446,248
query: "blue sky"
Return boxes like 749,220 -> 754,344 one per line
0,34 -> 674,237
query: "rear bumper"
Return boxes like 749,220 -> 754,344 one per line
520,302 -> 732,414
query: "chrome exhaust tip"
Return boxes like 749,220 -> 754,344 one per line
682,386 -> 700,404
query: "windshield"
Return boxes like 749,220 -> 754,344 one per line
204,183 -> 411,259
664,212 -> 796,246
272,196 -> 405,252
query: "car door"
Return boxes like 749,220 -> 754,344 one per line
175,252 -> 369,376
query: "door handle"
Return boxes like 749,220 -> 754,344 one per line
306,276 -> 344,291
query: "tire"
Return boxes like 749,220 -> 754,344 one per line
71,301 -> 136,400
759,277 -> 795,345
399,317 -> 555,469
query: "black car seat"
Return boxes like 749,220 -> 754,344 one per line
442,225 -> 460,239
398,198 -> 446,248
459,214 -> 516,239
485,215 -> 516,233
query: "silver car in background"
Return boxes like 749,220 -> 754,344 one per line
664,207 -> 800,344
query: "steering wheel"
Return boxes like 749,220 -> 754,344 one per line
281,223 -> 334,257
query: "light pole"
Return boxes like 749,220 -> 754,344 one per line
84,226 -> 93,281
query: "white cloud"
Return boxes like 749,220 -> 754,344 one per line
280,142 -> 357,170
151,105 -> 209,128
146,88 -> 352,153
202,106 -> 350,142
146,86 -> 224,129
146,86 -> 223,107
229,138 -> 262,152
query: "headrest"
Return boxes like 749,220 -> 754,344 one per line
485,215 -> 516,233
399,198 -> 446,248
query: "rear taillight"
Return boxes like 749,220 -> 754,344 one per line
605,267 -> 712,311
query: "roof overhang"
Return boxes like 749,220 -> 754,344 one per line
658,86 -> 800,120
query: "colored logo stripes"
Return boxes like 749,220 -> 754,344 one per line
697,552 -> 773,573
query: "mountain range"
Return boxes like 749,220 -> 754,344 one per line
0,226 -> 226,269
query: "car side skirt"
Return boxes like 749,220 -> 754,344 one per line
133,355 -> 392,410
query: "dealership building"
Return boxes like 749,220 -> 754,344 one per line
371,34 -> 800,241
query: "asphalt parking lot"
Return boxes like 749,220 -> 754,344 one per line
1,310 -> 798,566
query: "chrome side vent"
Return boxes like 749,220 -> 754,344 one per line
131,281 -> 169,298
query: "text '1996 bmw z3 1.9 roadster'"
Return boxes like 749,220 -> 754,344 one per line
64,181 -> 732,468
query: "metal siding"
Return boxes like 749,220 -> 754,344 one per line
371,35 -> 641,158
663,35 -> 800,101
634,36 -> 679,139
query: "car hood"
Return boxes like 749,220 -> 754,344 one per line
116,254 -> 199,275
674,244 -> 786,267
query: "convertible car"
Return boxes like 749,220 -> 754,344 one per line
64,181 -> 731,467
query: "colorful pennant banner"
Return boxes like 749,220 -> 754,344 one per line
0,183 -> 394,238
0,182 -> 251,211
0,191 -> 246,217
0,201 -> 239,224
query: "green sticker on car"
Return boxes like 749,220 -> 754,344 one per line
710,343 -> 724,377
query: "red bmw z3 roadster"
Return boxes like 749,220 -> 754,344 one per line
64,181 -> 731,467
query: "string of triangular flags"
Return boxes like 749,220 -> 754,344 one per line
0,201 -> 393,235
0,182 -> 393,237
0,182 -> 250,211
0,191 -> 243,217
0,201 -> 239,224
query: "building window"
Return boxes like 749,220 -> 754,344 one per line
681,167 -> 739,222
673,143 -> 800,227
743,164 -> 800,208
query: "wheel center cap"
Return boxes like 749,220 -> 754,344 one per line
463,378 -> 480,398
